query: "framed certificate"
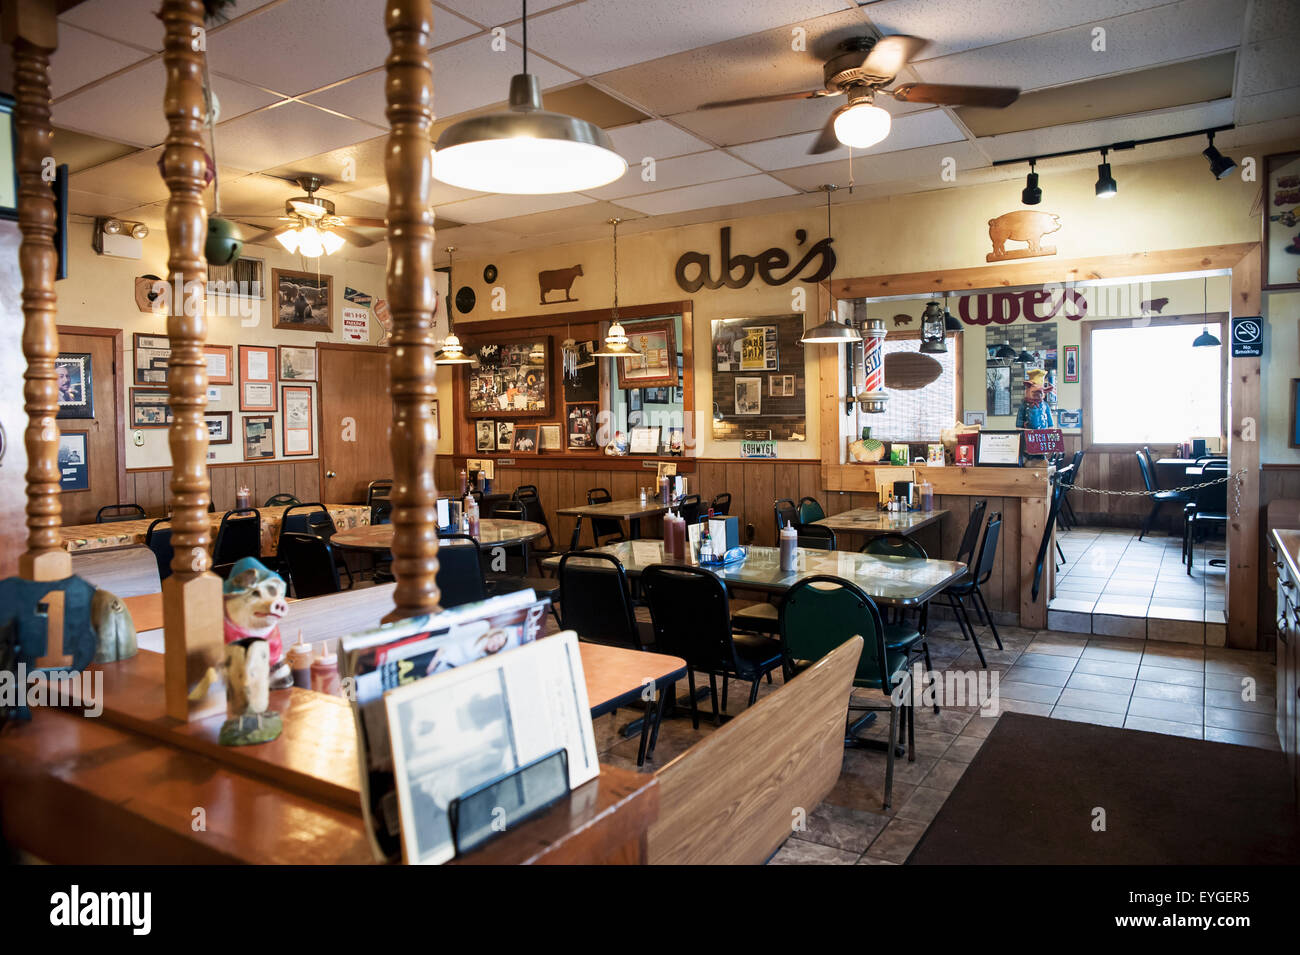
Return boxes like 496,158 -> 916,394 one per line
204,344 -> 234,385
281,385 -> 314,456
976,430 -> 1022,467
239,345 -> 277,411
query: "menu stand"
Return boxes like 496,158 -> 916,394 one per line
449,749 -> 571,858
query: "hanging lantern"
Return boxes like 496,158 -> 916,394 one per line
919,300 -> 947,353
593,218 -> 641,358
857,318 -> 889,413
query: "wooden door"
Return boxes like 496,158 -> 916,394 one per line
57,327 -> 124,524
318,344 -> 392,503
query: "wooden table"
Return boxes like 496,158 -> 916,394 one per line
331,518 -> 546,552
58,503 -> 372,556
813,507 -> 948,541
544,540 -> 966,609
556,497 -> 671,543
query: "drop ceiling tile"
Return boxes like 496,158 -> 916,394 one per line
69,147 -> 170,205
585,150 -> 758,200
53,58 -> 285,149
262,137 -> 392,195
519,0 -> 859,77
1236,37 -> 1292,97
1234,86 -> 1300,127
616,174 -> 798,216
435,192 -> 595,224
67,188 -> 142,218
730,108 -> 965,170
860,0 -> 1176,61
50,24 -> 151,99
215,101 -> 383,172
345,178 -> 487,209
604,120 -> 714,163
480,200 -> 644,241
218,173 -> 305,220
1245,0 -> 1300,43
769,140 -> 989,191
910,0 -> 1245,94
434,0 -> 571,28
60,0 -> 281,52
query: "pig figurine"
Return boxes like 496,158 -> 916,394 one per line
987,210 -> 1061,261
222,557 -> 293,690
217,636 -> 282,747
91,588 -> 137,663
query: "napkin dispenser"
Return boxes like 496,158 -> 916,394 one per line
694,514 -> 739,551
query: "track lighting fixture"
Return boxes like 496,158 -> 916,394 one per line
1202,132 -> 1237,180
1095,149 -> 1117,199
1021,159 -> 1041,205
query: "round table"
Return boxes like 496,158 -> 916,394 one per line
330,518 -> 546,552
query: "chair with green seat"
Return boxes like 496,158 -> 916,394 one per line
797,496 -> 825,523
779,574 -> 915,810
860,533 -> 938,713
264,493 -> 299,508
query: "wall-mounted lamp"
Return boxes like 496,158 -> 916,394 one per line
93,217 -> 149,259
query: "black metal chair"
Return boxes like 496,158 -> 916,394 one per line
371,500 -> 393,525
795,522 -> 835,550
279,503 -> 353,589
367,480 -> 393,526
96,503 -> 146,523
435,534 -> 487,608
940,513 -> 1004,668
710,492 -> 732,516
860,534 -> 938,713
213,508 -> 261,566
954,499 -> 988,567
1057,450 -> 1084,530
145,518 -> 174,582
774,498 -> 798,539
1184,460 -> 1228,576
1136,449 -> 1190,540
583,487 -> 626,549
278,532 -> 341,598
678,493 -> 703,526
641,564 -> 783,728
797,496 -> 825,523
512,484 -> 559,572
264,493 -> 299,508
477,501 -> 560,621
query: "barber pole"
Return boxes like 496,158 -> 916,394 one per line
858,318 -> 888,413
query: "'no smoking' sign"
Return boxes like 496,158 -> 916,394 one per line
1231,316 -> 1263,358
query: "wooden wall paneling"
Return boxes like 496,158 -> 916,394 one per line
210,465 -> 233,511
725,461 -> 747,536
1227,245 -> 1261,650
749,462 -> 774,546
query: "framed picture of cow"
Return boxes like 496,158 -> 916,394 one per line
464,336 -> 551,419
272,267 -> 333,332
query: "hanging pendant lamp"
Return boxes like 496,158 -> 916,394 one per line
919,300 -> 947,353
594,218 -> 640,358
436,246 -> 474,365
1192,276 -> 1221,347
801,184 -> 861,344
431,1 -> 626,194
943,294 -> 962,332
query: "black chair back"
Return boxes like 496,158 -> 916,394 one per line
264,493 -> 299,507
371,499 -> 393,525
481,501 -> 527,574
491,499 -> 525,520
558,552 -> 640,649
641,564 -> 743,675
861,533 -> 927,559
972,513 -> 1003,587
145,518 -> 174,581
512,485 -> 554,550
774,498 -> 798,538
1066,450 -> 1084,486
367,480 -> 393,506
279,503 -> 336,546
586,487 -> 624,543
710,492 -> 732,516
278,532 -> 341,598
797,496 -> 825,523
795,522 -> 836,550
96,503 -> 146,523
1196,460 -> 1229,514
678,493 -> 703,526
955,499 -> 987,566
213,508 -> 261,566
1137,447 -> 1160,491
435,534 -> 488,608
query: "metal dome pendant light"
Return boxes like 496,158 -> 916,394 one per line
800,185 -> 861,344
431,1 -> 627,194
436,246 -> 473,365
594,218 -> 640,358
1192,276 -> 1221,347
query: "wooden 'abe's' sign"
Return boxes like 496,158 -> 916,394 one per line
675,227 -> 835,293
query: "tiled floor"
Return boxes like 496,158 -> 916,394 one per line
587,616 -> 1276,865
1048,525 -> 1226,644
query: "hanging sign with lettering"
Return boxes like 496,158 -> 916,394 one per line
956,288 -> 1089,326
675,226 -> 835,293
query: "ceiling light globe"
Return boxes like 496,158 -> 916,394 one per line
275,229 -> 300,253
320,230 -> 346,255
833,103 -> 891,150
296,226 -> 324,258
433,137 -> 626,194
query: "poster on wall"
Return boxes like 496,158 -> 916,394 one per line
243,415 -> 275,460
1264,151 -> 1300,291
467,338 -> 551,418
1062,344 -> 1079,383
281,385 -> 314,456
735,377 -> 762,415
58,432 -> 89,491
342,305 -> 370,343
475,420 -> 495,452
714,320 -> 777,372
566,403 -> 596,450
563,340 -> 599,403
133,334 -> 170,385
273,268 -> 333,332
56,353 -> 93,419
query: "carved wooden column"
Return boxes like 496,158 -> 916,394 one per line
5,0 -> 69,584
383,0 -> 440,620
160,0 -> 223,720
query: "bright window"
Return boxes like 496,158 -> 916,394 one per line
1089,324 -> 1221,444
865,336 -> 958,443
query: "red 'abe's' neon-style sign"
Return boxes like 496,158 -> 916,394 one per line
957,288 -> 1089,325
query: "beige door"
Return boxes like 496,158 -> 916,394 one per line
318,344 -> 392,503
58,328 -> 123,524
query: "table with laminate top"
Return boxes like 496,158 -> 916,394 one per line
556,497 -> 671,543
330,518 -> 546,552
813,507 -> 948,539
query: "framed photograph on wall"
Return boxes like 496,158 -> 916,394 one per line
538,423 -> 562,451
566,403 -> 596,450
617,318 -> 677,389
627,388 -> 642,413
239,344 -> 277,412
475,420 -> 496,452
242,414 -> 276,460
55,353 -> 93,419
1062,345 -> 1079,383
278,345 -> 317,381
205,410 -> 233,445
209,256 -> 265,299
58,432 -> 89,491
1264,151 -> 1300,291
133,333 -> 170,386
281,385 -> 314,456
735,377 -> 762,415
130,388 -> 172,428
466,337 -> 551,418
203,344 -> 234,385
272,267 -> 333,332
512,425 -> 539,454
496,420 -> 515,451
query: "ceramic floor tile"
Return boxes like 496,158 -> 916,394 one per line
1123,715 -> 1204,739
1203,706 -> 1276,735
1004,664 -> 1072,687
1204,687 -> 1275,712
997,680 -> 1064,705
1066,671 -> 1136,695
1073,658 -> 1140,679
1127,696 -> 1204,724
1016,651 -> 1078,671
1131,680 -> 1203,704
863,818 -> 930,864
1057,687 -> 1132,714
769,838 -> 860,865
1203,726 -> 1280,750
1050,705 -> 1126,728
793,802 -> 890,854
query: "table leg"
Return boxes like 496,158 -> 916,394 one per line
629,517 -> 642,539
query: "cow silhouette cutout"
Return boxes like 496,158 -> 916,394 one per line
539,265 -> 583,304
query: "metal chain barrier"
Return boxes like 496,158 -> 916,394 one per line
1063,469 -> 1246,517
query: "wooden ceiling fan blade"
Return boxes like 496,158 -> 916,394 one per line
338,216 -> 386,228
890,82 -> 1020,108
244,223 -> 296,246
859,35 -> 929,82
698,89 -> 838,110
330,225 -> 379,248
808,108 -> 847,155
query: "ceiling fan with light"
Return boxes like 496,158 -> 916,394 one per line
699,35 -> 1020,154
238,176 -> 385,256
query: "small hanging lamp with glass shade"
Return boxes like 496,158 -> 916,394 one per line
800,185 -> 862,345
1192,276 -> 1221,347
919,300 -> 947,353
435,246 -> 473,365
593,218 -> 640,358
431,1 -> 626,194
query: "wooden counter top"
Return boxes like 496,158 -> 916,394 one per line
823,462 -> 1052,498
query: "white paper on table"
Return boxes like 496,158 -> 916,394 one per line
631,541 -> 660,565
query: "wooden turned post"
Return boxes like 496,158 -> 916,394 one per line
160,0 -> 223,720
383,0 -> 440,621
6,0 -> 70,583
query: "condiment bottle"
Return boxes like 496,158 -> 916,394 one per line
920,479 -> 934,512
287,631 -> 314,689
663,507 -> 676,553
780,520 -> 798,572
311,642 -> 340,696
464,493 -> 480,537
236,485 -> 251,510
458,468 -> 468,496
669,510 -> 684,560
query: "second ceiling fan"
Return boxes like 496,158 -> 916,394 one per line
699,35 -> 1020,154
238,176 -> 384,256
